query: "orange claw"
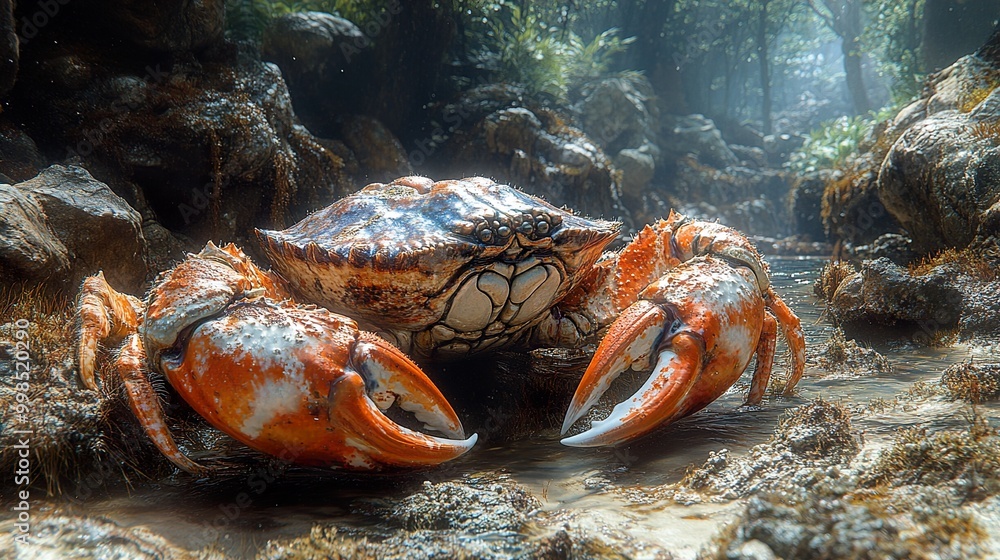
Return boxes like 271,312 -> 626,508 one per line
561,256 -> 772,447
160,300 -> 476,471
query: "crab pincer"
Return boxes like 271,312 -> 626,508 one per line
561,256 -> 788,447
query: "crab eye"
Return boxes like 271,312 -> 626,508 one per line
497,225 -> 511,238
478,228 -> 493,243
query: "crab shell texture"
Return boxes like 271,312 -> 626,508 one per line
258,176 -> 621,357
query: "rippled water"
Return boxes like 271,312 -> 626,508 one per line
24,258 -> 993,558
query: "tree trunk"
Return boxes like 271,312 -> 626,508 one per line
620,0 -> 684,113
758,0 -> 772,134
840,1 -> 870,114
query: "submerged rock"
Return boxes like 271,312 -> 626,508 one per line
814,330 -> 892,376
941,361 -> 1000,403
626,400 -> 862,505
0,514 -> 227,559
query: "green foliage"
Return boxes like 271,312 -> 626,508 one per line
864,0 -> 927,105
787,111 -> 890,174
224,0 -> 392,42
481,4 -> 633,100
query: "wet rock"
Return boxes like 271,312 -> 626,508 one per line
941,361 -> 1000,403
705,409 -> 1000,559
0,119 -> 44,182
0,515 -> 226,559
262,12 -> 374,136
15,165 -> 147,293
815,330 -> 892,376
359,472 -> 541,533
877,98 -> 1000,253
0,183 -> 71,286
661,114 -> 739,169
11,46 -> 350,241
338,115 -> 413,183
435,84 -> 626,224
829,257 -> 963,330
711,479 -> 986,560
850,233 -> 919,265
860,416 -> 1000,500
630,400 -> 862,505
574,74 -> 660,160
261,470 -> 669,560
261,472 -> 551,560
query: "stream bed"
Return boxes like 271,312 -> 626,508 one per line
2,257 -> 995,559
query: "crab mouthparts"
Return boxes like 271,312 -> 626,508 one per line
330,332 -> 478,467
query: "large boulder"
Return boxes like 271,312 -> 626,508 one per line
0,184 -> 70,286
574,74 -> 661,197
338,115 -> 413,183
9,45 -> 352,243
262,11 -> 375,136
660,114 -> 740,169
863,33 -> 1000,255
877,85 -> 1000,253
432,84 -> 627,224
0,165 -> 148,293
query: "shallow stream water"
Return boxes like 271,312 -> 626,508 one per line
15,258 -> 995,558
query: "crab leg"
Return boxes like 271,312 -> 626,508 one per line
117,334 -> 208,474
77,271 -> 143,391
561,257 -> 766,447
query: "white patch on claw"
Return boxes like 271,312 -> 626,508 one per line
240,378 -> 306,439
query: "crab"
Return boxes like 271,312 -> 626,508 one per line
77,176 -> 805,472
